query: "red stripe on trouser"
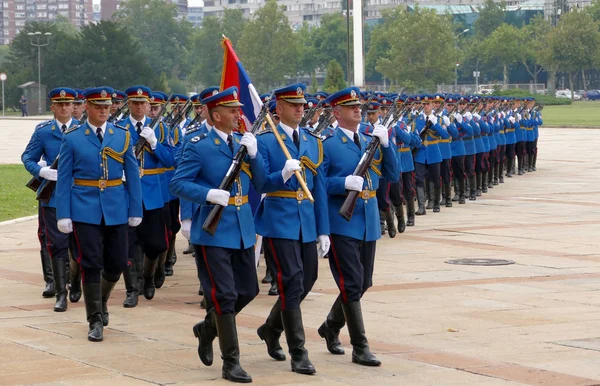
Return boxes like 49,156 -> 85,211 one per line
41,207 -> 53,260
267,238 -> 286,310
72,226 -> 84,283
201,246 -> 221,315
164,224 -> 170,249
410,172 -> 416,198
329,237 -> 348,304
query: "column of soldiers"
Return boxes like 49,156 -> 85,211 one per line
22,83 -> 541,383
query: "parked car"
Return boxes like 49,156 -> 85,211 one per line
555,90 -> 582,101
575,90 -> 587,99
586,90 -> 600,101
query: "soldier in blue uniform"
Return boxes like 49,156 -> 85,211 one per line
117,85 -> 174,307
170,87 -> 266,383
110,90 -> 126,116
72,88 -> 85,121
317,86 -> 397,367
22,87 -> 80,312
482,97 -> 498,189
444,95 -> 466,204
254,83 -> 330,375
413,94 -> 449,214
432,94 -> 455,207
503,98 -> 517,178
55,86 -> 143,341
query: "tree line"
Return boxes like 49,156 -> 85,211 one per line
3,0 -> 600,108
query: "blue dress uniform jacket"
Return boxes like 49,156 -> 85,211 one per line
495,115 -> 506,146
169,129 -> 267,249
178,123 -> 209,221
56,122 -> 143,225
438,113 -> 452,160
322,129 -> 398,242
117,116 -> 175,210
533,111 -> 542,139
478,117 -> 490,152
504,113 -> 517,145
448,120 -> 465,157
413,114 -> 449,164
21,119 -> 79,208
391,121 -> 417,173
163,122 -> 183,201
457,120 -> 475,155
254,125 -> 329,243
470,119 -> 484,153
483,116 -> 497,150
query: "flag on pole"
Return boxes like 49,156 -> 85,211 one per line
220,36 -> 265,267
220,36 -> 263,133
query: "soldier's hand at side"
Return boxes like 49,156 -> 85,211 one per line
57,218 -> 73,234
372,124 -> 389,147
344,175 -> 364,192
317,235 -> 330,258
181,219 -> 192,240
207,189 -> 230,206
240,132 -> 257,158
140,127 -> 158,149
282,159 -> 302,183
128,217 -> 142,227
39,166 -> 57,181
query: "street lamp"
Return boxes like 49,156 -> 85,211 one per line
28,31 -> 52,115
454,28 -> 469,90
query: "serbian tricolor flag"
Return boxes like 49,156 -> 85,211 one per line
220,36 -> 265,266
220,36 -> 263,134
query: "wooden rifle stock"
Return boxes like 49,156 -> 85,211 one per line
202,94 -> 273,235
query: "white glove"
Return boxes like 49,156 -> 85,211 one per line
427,114 -> 437,126
122,171 -> 126,182
473,113 -> 481,120
508,116 -> 516,124
464,112 -> 473,121
442,116 -> 450,126
454,113 -> 463,123
181,219 -> 192,240
344,175 -> 364,192
517,113 -> 522,121
140,127 -> 158,149
39,166 -> 57,181
317,235 -> 330,258
206,189 -> 230,206
57,218 -> 73,234
282,159 -> 302,183
37,159 -> 47,167
372,124 -> 389,147
240,132 -> 257,158
128,217 -> 142,227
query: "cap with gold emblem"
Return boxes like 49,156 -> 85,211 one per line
83,86 -> 114,105
202,86 -> 244,110
324,86 -> 362,107
48,87 -> 76,103
273,83 -> 307,104
124,85 -> 152,102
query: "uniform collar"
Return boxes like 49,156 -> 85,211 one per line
130,115 -> 147,128
279,121 -> 299,139
55,118 -> 72,131
87,120 -> 107,135
212,127 -> 230,142
338,125 -> 358,140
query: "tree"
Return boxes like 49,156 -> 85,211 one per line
369,7 -> 455,91
323,60 -> 346,93
113,0 -> 193,78
238,0 -> 297,91
520,14 -> 552,84
588,0 -> 600,22
479,24 -> 522,88
474,0 -> 506,38
188,9 -> 247,88
309,13 -> 352,78
545,11 -> 600,100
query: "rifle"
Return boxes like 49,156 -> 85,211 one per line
338,94 -> 402,222
107,98 -> 128,123
167,99 -> 194,130
202,93 -> 274,235
300,99 -> 323,128
313,106 -> 334,136
26,112 -> 88,194
133,103 -> 169,158
360,94 -> 376,121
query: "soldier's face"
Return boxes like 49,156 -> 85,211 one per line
194,105 -> 204,119
277,100 -> 304,127
85,102 -> 110,126
309,108 -> 321,125
213,106 -> 240,133
149,104 -> 162,118
367,111 -> 378,125
129,100 -> 149,120
111,100 -> 123,114
51,102 -> 73,122
423,102 -> 433,115
432,101 -> 442,110
333,104 -> 361,128
72,102 -> 84,118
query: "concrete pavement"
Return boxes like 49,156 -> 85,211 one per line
2,127 -> 600,385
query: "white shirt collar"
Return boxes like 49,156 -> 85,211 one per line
87,120 -> 107,135
338,125 -> 358,141
201,119 -> 213,131
279,121 -> 298,139
212,127 -> 230,143
130,115 -> 147,128
55,118 -> 72,131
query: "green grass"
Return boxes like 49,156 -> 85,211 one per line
541,101 -> 600,127
0,164 -> 39,222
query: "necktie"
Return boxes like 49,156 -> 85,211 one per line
96,127 -> 103,143
353,132 -> 361,151
136,122 -> 142,135
61,124 -> 67,133
293,130 -> 299,149
227,134 -> 233,153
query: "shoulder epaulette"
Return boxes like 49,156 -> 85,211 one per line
64,125 -> 79,134
302,127 -> 321,139
113,123 -> 128,131
322,133 -> 334,141
190,133 -> 209,143
257,129 -> 272,135
35,120 -> 52,129
363,132 -> 373,137
233,131 -> 243,136
185,125 -> 201,136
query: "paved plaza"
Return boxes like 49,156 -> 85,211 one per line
2,120 -> 600,385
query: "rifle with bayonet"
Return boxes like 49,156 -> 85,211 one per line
108,98 -> 128,123
202,93 -> 274,235
134,103 -> 169,158
300,99 -> 323,128
313,106 -> 334,136
360,94 -> 376,121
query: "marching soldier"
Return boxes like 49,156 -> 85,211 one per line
254,83 -> 330,375
22,87 -> 80,311
503,98 -> 517,178
55,86 -> 142,341
318,86 -> 398,366
117,85 -> 174,307
445,95 -> 467,204
170,87 -> 267,383
72,89 -> 85,121
110,90 -> 126,116
433,94 -> 454,207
